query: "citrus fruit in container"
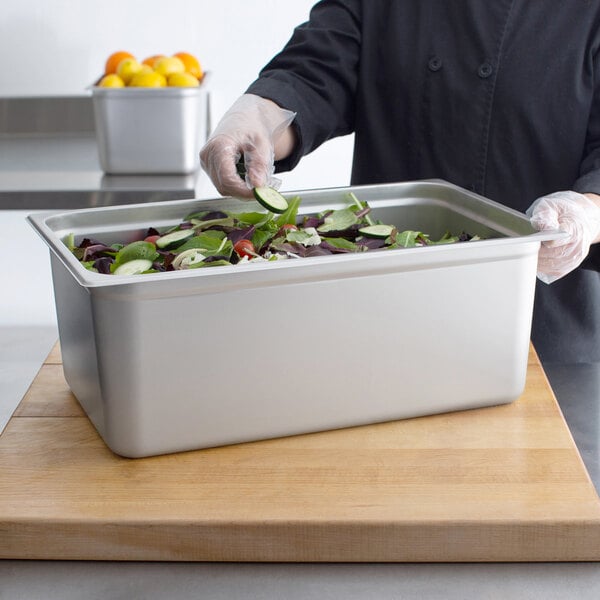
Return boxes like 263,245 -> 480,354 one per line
142,54 -> 166,68
116,58 -> 144,84
98,74 -> 125,88
97,50 -> 204,88
104,51 -> 135,75
173,52 -> 204,80
92,50 -> 209,174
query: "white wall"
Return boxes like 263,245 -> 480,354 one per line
0,0 -> 354,191
0,1 -> 355,327
1,0 -> 313,99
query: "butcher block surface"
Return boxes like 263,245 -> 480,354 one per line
1,344 -> 599,562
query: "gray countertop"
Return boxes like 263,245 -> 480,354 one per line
0,133 -> 207,209
545,362 -> 600,489
1,96 -> 599,599
0,95 -> 214,210
2,560 -> 600,600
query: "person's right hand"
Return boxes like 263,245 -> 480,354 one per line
200,94 -> 296,199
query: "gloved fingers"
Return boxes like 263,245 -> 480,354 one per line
529,206 -> 563,247
242,136 -> 275,189
537,236 -> 588,281
528,192 -> 588,248
535,237 -> 588,282
527,190 -> 600,282
199,135 -> 278,199
199,135 -> 255,199
241,107 -> 294,190
199,94 -> 296,199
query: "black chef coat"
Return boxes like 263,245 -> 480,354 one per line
246,0 -> 600,363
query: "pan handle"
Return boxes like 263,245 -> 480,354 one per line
528,228 -> 568,243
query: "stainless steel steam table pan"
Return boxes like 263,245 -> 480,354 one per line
92,85 -> 210,175
28,180 -> 560,457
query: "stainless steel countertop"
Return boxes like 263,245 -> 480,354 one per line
0,95 -> 212,209
0,133 -> 206,209
2,96 -> 599,598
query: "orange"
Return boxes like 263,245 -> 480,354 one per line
142,54 -> 165,68
105,51 -> 135,75
173,52 -> 203,79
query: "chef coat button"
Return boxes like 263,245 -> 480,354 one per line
428,56 -> 443,72
478,62 -> 493,78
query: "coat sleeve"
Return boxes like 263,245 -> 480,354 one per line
573,48 -> 600,270
245,0 -> 362,172
573,50 -> 600,195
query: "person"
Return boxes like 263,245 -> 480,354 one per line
200,0 -> 600,364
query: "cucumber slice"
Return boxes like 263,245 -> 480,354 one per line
155,229 -> 194,249
358,224 -> 395,239
113,259 -> 153,276
253,186 -> 289,214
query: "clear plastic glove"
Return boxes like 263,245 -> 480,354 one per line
526,190 -> 600,283
199,94 -> 296,199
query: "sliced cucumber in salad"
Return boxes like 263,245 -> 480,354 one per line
113,259 -> 153,276
253,186 -> 289,214
359,224 -> 396,239
155,229 -> 195,249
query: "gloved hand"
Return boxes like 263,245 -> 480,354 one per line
526,190 -> 600,283
200,94 -> 296,199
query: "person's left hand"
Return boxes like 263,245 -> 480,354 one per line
527,190 -> 600,283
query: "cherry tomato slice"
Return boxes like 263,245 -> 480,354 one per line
234,239 -> 256,258
144,235 -> 161,245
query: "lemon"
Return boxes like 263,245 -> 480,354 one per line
154,56 -> 185,77
98,74 -> 125,88
130,70 -> 167,87
116,58 -> 143,84
167,72 -> 200,87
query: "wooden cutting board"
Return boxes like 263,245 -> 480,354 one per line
1,344 -> 599,562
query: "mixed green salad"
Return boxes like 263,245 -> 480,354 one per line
64,189 -> 481,276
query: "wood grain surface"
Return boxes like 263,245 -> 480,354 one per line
1,344 -> 599,562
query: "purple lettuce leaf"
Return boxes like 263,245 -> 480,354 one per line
93,257 -> 114,274
269,240 -> 333,257
82,243 -> 117,261
227,225 -> 256,245
357,237 -> 388,250
317,224 -> 363,240
319,241 -> 355,254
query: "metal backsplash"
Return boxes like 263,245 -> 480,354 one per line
0,96 -> 95,135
